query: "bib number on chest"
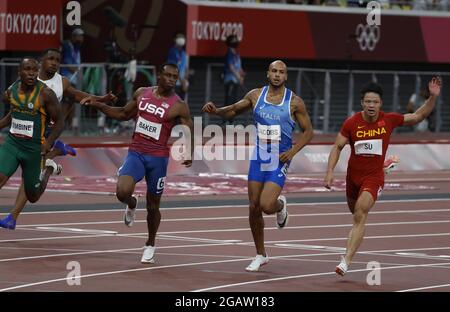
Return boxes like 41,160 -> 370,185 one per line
257,123 -> 281,141
135,116 -> 162,140
354,139 -> 382,156
10,118 -> 34,138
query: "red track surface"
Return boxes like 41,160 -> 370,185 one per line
1,171 -> 450,292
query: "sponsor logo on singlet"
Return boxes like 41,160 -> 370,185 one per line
10,118 -> 34,138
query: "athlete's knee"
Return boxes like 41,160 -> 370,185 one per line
116,188 -> 132,203
353,209 -> 368,225
146,195 -> 161,212
259,199 -> 276,215
249,201 -> 261,217
26,192 -> 40,203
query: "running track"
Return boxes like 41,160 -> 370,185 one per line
0,171 -> 450,292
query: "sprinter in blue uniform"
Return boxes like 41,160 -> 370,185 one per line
202,60 -> 314,271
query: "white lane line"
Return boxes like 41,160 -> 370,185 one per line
14,197 -> 450,215
269,244 -> 450,262
158,234 -> 241,244
398,283 -> 450,292
0,241 -> 243,263
123,219 -> 450,235
271,245 -> 450,254
262,232 -> 450,244
15,208 -> 450,228
5,228 -> 450,245
0,252 -> 344,292
35,227 -> 118,235
192,262 -> 450,292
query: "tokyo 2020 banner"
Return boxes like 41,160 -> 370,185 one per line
0,0 -> 62,51
186,3 -> 450,64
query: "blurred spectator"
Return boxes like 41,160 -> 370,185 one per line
61,28 -> 84,84
223,34 -> 245,123
167,32 -> 189,101
407,87 -> 434,132
61,27 -> 84,132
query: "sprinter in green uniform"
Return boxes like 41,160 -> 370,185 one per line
0,58 -> 63,220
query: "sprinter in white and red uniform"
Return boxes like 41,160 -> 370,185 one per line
324,77 -> 441,276
83,63 -> 193,264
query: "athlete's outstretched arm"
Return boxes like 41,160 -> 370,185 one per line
202,89 -> 258,119
42,87 -> 64,154
403,76 -> 441,126
62,77 -> 117,103
176,101 -> 194,168
84,88 -> 142,121
324,133 -> 348,189
279,96 -> 314,163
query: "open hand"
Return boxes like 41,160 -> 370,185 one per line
428,76 -> 442,97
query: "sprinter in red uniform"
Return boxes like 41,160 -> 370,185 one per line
82,63 -> 193,264
324,77 -> 441,276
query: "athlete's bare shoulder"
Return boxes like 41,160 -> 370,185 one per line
133,87 -> 147,99
245,87 -> 263,105
290,92 -> 306,113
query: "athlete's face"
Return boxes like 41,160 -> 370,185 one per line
158,65 -> 179,90
361,92 -> 382,119
267,62 -> 287,87
42,51 -> 61,75
19,59 -> 39,87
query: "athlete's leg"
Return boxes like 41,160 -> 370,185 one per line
45,147 -> 63,159
10,181 -> 27,220
145,193 -> 162,247
0,173 -> 9,189
259,182 -> 283,215
344,191 -> 375,265
116,175 -> 138,209
248,180 -> 265,256
347,197 -> 356,214
116,151 -> 145,210
25,157 -> 56,203
0,143 -> 19,190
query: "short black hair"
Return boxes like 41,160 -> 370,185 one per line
158,62 -> 179,74
19,57 -> 39,69
41,48 -> 61,58
361,81 -> 383,99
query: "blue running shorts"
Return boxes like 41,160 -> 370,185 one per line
118,150 -> 169,195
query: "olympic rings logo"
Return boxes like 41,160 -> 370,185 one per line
355,23 -> 380,52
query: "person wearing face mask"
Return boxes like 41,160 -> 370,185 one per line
223,34 -> 245,124
61,28 -> 84,131
61,28 -> 83,84
167,32 -> 189,100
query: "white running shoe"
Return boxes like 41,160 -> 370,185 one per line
45,158 -> 62,175
124,195 -> 138,227
335,256 -> 348,276
245,254 -> 269,272
276,195 -> 289,229
141,245 -> 155,264
383,155 -> 400,175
